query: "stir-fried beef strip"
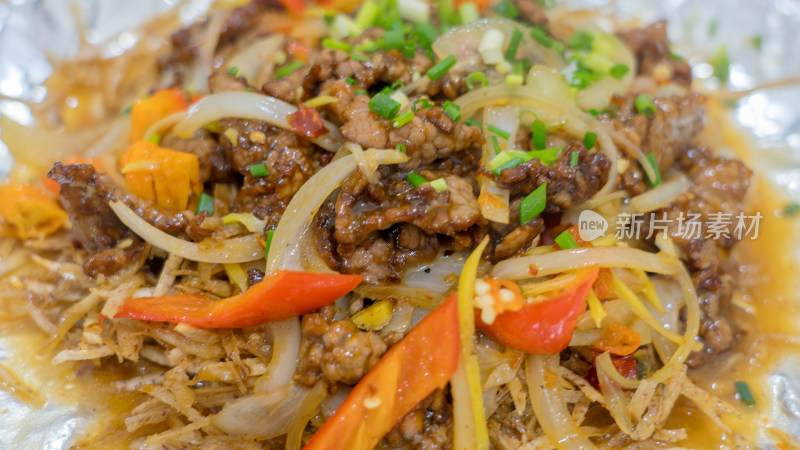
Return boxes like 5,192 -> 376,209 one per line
618,20 -> 693,86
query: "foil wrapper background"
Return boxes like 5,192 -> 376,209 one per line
0,0 -> 798,448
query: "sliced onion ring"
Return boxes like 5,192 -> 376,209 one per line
108,201 -> 263,263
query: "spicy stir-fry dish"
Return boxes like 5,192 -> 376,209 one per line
0,0 -> 786,448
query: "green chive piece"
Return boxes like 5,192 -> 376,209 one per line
587,109 -> 600,117
355,89 -> 368,96
466,71 -> 488,90
392,110 -> 415,128
355,0 -> 380,29
519,183 -> 547,224
570,151 -> 579,167
751,35 -> 763,52
634,94 -> 656,117
248,163 -> 269,178
488,124 -> 511,140
264,229 -> 275,260
555,229 -> 580,249
245,87 -> 254,92
709,21 -> 719,37
430,178 -> 447,192
146,133 -> 161,145
465,118 -> 481,127
369,93 -> 401,120
458,1 -> 479,24
226,66 -> 239,76
275,61 -> 303,78
196,192 -> 214,215
323,38 -> 353,52
583,131 -> 597,150
710,45 -> 730,85
443,101 -> 461,122
609,63 -> 630,79
407,172 -> 428,187
646,153 -> 662,187
603,105 -> 618,116
505,28 -> 524,61
491,135 -> 501,154
351,53 -> 369,62
669,51 -> 684,62
426,54 -> 457,81
412,98 -> 433,111
735,381 -> 755,406
346,76 -> 357,85
783,203 -> 800,217
530,26 -> 564,52
528,147 -> 561,165
492,157 -> 525,175
492,0 -> 519,19
396,143 -> 407,153
568,30 -> 594,51
532,119 -> 547,150
121,104 -> 133,116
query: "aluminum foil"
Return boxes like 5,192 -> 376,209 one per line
0,0 -> 798,448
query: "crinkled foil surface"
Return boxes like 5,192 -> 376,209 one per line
0,0 -> 799,448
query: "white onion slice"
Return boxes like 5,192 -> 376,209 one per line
224,34 -> 285,87
629,173 -> 690,213
108,201 -> 263,263
172,92 -> 342,151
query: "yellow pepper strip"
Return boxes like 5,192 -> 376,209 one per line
452,236 -> 490,450
351,301 -> 393,331
0,183 -> 67,239
631,268 -> 665,313
586,289 -> 607,328
223,263 -> 248,293
130,88 -> 189,143
611,273 -> 683,344
119,141 -> 202,211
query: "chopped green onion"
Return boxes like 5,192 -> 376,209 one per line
245,87 -> 254,92
412,23 -> 437,48
609,63 -> 630,79
530,26 -> 564,53
351,53 -> 369,62
458,1 -> 479,24
634,94 -> 656,117
396,143 -> 407,153
568,30 -> 594,51
437,0 -> 457,29
602,105 -> 618,116
636,358 -> 650,380
783,203 -> 800,217
583,131 -> 597,150
709,21 -> 719,37
570,151 -> 579,167
426,54 -> 457,81
491,135 -> 501,154
466,72 -> 488,90
488,125 -> 510,140
531,119 -> 547,150
505,28 -> 524,61
735,381 -> 755,406
398,0 -> 430,24
346,76 -> 357,85
412,98 -> 433,111
443,101 -> 461,122
407,172 -> 428,187
330,13 -> 362,40
669,52 -> 684,62
555,229 -> 580,249
264,229 -> 274,260
380,29 -> 406,51
248,163 -> 269,178
587,109 -> 600,117
355,89 -> 368,96
121,104 -> 132,116
196,192 -> 214,215
226,66 -> 239,76
710,45 -> 730,85
465,118 -> 481,127
519,183 -> 547,224
430,178 -> 447,192
322,38 -> 352,52
528,147 -> 561,165
146,133 -> 161,145
645,153 -> 662,187
492,0 -> 519,19
751,35 -> 763,52
275,61 -> 303,78
355,0 -> 380,29
392,110 -> 415,128
492,157 -> 525,175
369,93 -> 401,120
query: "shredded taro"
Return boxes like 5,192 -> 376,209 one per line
0,0 -> 766,448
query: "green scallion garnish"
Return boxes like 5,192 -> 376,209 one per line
488,124 -> 510,140
568,30 -> 594,51
369,93 -> 401,120
646,153 -> 662,187
609,63 -> 630,79
532,119 -> 547,150
530,26 -> 564,52
458,1 -> 479,24
466,71 -> 488,90
492,0 -> 519,19
492,157 -> 525,175
443,101 -> 461,121
226,66 -> 239,76
735,381 -> 755,406
346,76 -> 357,85
323,38 -> 352,52
519,183 -> 547,224
275,61 -> 303,78
407,172 -> 428,187
392,110 -> 415,128
196,192 -> 214,215
426,54 -> 457,81
783,203 -> 800,217
555,229 -> 580,249
583,131 -> 597,150
505,28 -> 524,61
412,98 -> 433,111
355,89 -> 368,96
465,118 -> 481,127
710,45 -> 730,85
396,143 -> 407,153
430,178 -> 448,192
146,133 -> 161,145
570,151 -> 579,167
634,94 -> 656,117
351,53 -> 369,62
264,229 -> 274,260
248,163 -> 269,178
492,135 -> 501,154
